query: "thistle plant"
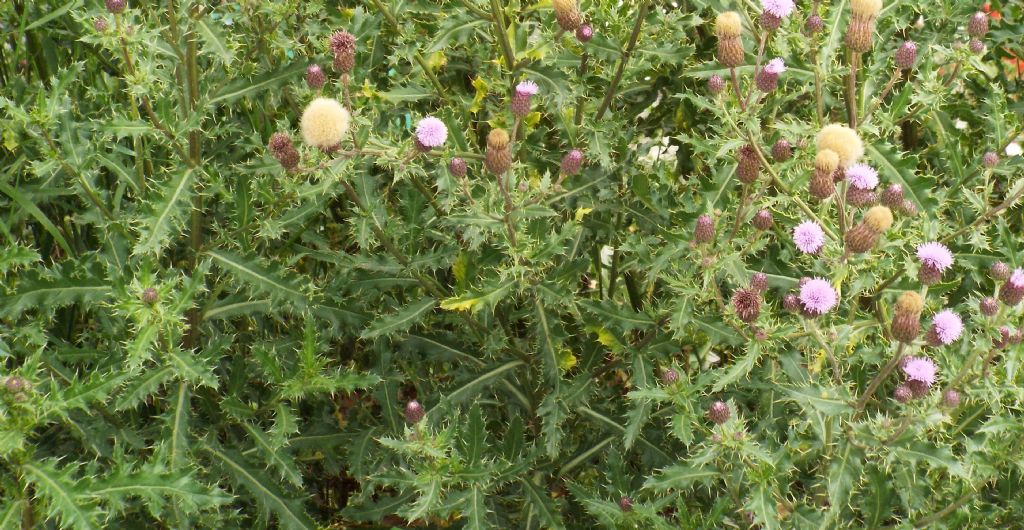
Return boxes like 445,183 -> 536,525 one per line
0,1 -> 1022,529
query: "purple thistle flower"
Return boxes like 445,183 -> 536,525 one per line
931,310 -> 963,345
761,0 -> 795,18
763,58 -> 787,75
895,41 -> 917,70
560,149 -> 584,175
1011,269 -> 1024,288
516,80 -> 540,96
415,117 -> 448,148
793,221 -> 825,254
916,242 -> 954,272
902,356 -> 937,386
846,163 -> 879,190
799,278 -> 838,315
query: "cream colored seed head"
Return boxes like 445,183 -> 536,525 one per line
552,0 -> 577,11
816,124 -> 864,167
863,205 -> 893,232
895,291 -> 924,314
851,0 -> 883,18
300,98 -> 350,149
716,12 -> 743,38
815,149 -> 840,173
488,129 -> 510,149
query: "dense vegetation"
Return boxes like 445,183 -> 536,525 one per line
1,0 -> 1023,528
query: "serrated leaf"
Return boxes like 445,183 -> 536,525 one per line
463,485 -> 493,530
360,297 -> 436,339
209,63 -> 306,105
241,422 -> 303,488
207,250 -> 308,308
135,168 -> 194,255
745,480 -> 780,530
21,460 -> 100,530
643,464 -> 718,491
520,478 -> 566,530
437,361 -> 525,410
203,442 -> 316,530
196,19 -> 234,65
440,280 -> 514,313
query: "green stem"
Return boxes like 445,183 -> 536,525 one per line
853,342 -> 906,417
595,1 -> 649,120
846,51 -> 860,127
489,0 -> 517,70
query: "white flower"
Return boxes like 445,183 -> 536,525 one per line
1006,142 -> 1023,157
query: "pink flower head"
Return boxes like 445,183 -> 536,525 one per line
793,221 -> 825,254
799,278 -> 838,315
846,163 -> 879,190
763,58 -> 787,75
931,310 -> 963,344
415,117 -> 448,148
515,80 -> 540,96
916,242 -> 954,272
761,0 -> 795,18
902,356 -> 937,386
1010,269 -> 1024,288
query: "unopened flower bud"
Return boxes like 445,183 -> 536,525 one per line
306,64 -> 326,89
750,272 -> 768,293
994,327 -> 1011,349
999,271 -> 1024,306
982,152 -> 999,168
93,17 -> 109,32
561,149 -> 584,176
404,400 -> 425,424
804,14 -> 823,35
942,389 -> 960,408
893,384 -> 913,403
708,400 -> 730,424
708,74 -> 726,96
619,496 -> 633,512
783,293 -> 800,312
900,199 -> 917,217
269,132 -> 300,171
881,183 -> 904,208
12,392 -> 28,403
844,223 -> 880,254
448,157 -> 467,178
752,209 -> 773,230
979,297 -> 998,316
732,288 -> 762,322
736,144 -> 761,184
990,262 -> 1010,281
694,215 -> 715,244
5,376 -> 27,393
661,368 -> 679,385
895,41 -> 917,70
575,24 -> 593,42
969,39 -> 984,54
967,11 -> 988,38
772,139 -> 792,161
106,0 -> 127,14
329,31 -> 356,73
141,287 -> 159,305
918,264 -> 943,286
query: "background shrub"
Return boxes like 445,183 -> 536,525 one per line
1,0 -> 1023,528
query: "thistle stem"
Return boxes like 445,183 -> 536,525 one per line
853,342 -> 906,416
489,0 -> 517,70
846,51 -> 860,127
595,1 -> 649,120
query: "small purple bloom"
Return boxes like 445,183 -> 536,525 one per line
799,278 -> 838,315
761,0 -> 795,18
763,58 -> 787,75
902,356 -> 937,386
846,163 -> 879,190
916,242 -> 954,272
931,310 -> 963,344
793,221 -> 825,254
1010,269 -> 1024,288
516,80 -> 540,96
415,117 -> 448,148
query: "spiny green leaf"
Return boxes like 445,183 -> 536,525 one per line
360,297 -> 436,339
207,250 -> 308,308
134,168 -> 195,256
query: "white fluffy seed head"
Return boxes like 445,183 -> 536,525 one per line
300,98 -> 350,149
